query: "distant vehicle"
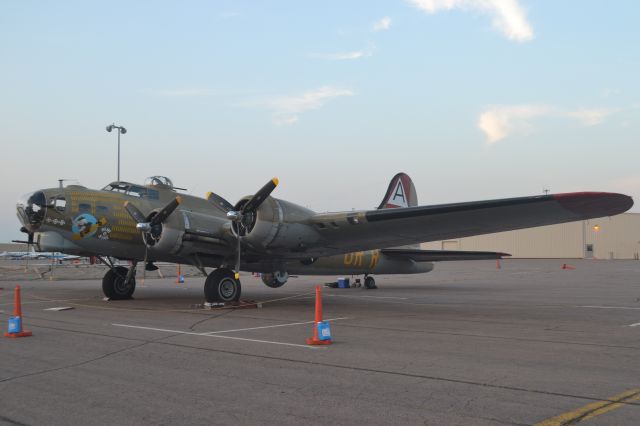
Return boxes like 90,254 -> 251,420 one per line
0,249 -> 81,261
24,251 -> 82,261
0,251 -> 32,260
16,174 -> 633,302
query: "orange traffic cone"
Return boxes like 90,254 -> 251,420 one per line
176,264 -> 184,284
307,285 -> 332,345
4,285 -> 32,338
496,259 -> 501,269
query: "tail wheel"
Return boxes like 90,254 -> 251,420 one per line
205,268 -> 242,303
102,266 -> 136,300
261,271 -> 288,288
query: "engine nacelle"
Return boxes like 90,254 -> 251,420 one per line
149,210 -> 229,257
240,197 -> 320,253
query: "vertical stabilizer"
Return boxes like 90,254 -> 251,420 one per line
377,173 -> 418,209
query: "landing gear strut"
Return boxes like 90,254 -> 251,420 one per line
101,259 -> 137,300
204,268 -> 241,303
364,274 -> 377,290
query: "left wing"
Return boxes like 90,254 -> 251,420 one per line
305,192 -> 633,257
381,248 -> 509,262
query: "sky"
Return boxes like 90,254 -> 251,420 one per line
1,0 -> 638,242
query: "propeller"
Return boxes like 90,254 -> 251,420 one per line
205,191 -> 235,213
224,178 -> 279,280
124,196 -> 182,247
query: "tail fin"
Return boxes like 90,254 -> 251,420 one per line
377,172 -> 418,209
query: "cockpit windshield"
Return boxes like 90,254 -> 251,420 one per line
102,183 -> 159,199
17,191 -> 47,230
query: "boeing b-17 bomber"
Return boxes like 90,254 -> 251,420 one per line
15,174 -> 633,303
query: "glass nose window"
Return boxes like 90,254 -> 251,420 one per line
17,191 -> 47,229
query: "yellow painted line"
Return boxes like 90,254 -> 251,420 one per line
535,388 -> 640,425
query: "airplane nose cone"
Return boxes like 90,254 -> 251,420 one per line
17,191 -> 47,232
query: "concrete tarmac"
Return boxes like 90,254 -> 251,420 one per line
1,259 -> 639,425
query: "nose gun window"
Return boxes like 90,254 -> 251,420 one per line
17,191 -> 47,228
54,197 -> 66,212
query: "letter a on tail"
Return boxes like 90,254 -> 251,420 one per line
377,172 -> 418,209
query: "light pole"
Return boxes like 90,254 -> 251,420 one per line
106,123 -> 127,182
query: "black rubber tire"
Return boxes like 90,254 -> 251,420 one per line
102,266 -> 136,300
205,268 -> 242,303
364,276 -> 377,290
261,273 -> 286,288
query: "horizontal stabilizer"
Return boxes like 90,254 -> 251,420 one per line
381,248 -> 510,262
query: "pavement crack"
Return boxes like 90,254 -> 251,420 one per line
153,340 -> 640,409
187,308 -> 235,331
0,415 -> 31,426
0,335 -> 167,385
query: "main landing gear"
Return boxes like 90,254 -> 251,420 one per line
204,268 -> 241,303
100,258 -> 137,300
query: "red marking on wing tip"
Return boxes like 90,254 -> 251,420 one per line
554,192 -> 633,216
553,192 -> 609,200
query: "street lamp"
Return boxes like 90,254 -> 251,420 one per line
106,123 -> 127,182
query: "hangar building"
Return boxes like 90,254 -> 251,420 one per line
422,213 -> 640,260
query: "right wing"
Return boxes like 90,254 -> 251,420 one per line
306,192 -> 633,257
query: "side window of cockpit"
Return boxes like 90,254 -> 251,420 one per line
51,197 -> 66,212
96,205 -> 109,216
78,203 -> 92,213
146,189 -> 159,200
127,186 -> 143,198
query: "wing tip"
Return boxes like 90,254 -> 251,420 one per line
554,192 -> 634,217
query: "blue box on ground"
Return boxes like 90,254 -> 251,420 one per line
8,316 -> 21,334
317,321 -> 332,341
337,278 -> 350,288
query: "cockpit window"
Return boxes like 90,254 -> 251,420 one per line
102,183 -> 129,194
102,183 -> 159,199
128,186 -> 145,198
53,197 -> 66,212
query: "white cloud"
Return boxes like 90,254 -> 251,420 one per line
270,86 -> 353,126
478,105 -> 550,144
478,104 -> 619,144
566,109 -> 616,126
408,0 -> 534,42
373,16 -> 392,31
308,46 -> 375,61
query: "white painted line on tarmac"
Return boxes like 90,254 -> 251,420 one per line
203,317 -> 349,335
578,305 -> 640,310
0,298 -> 89,307
112,323 -> 321,349
327,294 -> 408,300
